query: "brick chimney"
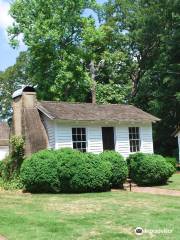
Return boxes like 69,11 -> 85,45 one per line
12,86 -> 48,156
12,86 -> 37,136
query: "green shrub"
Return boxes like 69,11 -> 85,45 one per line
0,156 -> 17,180
20,150 -> 60,193
100,151 -> 128,188
20,148 -> 112,193
0,136 -> 25,181
0,161 -> 3,177
165,157 -> 177,169
10,135 -> 25,173
56,150 -> 112,193
0,177 -> 23,190
127,153 -> 175,186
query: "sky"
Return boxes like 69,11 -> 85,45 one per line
0,0 -> 106,72
0,0 -> 26,71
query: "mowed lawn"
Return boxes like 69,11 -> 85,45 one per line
157,173 -> 180,191
0,190 -> 180,240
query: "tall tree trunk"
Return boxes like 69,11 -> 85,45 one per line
131,70 -> 141,98
89,60 -> 96,104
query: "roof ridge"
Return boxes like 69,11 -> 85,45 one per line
39,100 -> 129,106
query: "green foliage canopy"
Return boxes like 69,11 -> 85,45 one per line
0,0 -> 178,155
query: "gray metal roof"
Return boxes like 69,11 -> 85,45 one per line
12,86 -> 35,99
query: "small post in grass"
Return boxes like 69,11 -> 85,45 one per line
129,178 -> 132,192
127,178 -> 132,191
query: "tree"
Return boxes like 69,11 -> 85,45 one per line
103,0 -> 180,155
8,0 -> 180,155
0,52 -> 31,119
133,0 -> 180,155
103,0 -> 167,98
8,0 -> 131,104
8,0 -> 94,102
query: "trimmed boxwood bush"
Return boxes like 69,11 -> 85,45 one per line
20,150 -> 60,193
165,157 -> 177,169
100,151 -> 128,188
127,153 -> 175,186
20,148 -> 112,193
56,150 -> 112,193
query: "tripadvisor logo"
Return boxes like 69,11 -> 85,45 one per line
135,227 -> 143,235
135,227 -> 173,235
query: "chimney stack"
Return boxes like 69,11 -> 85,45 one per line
12,86 -> 36,136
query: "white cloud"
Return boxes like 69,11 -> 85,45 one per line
0,0 -> 13,30
0,0 -> 26,48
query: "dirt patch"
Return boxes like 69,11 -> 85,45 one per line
46,200 -> 103,214
130,187 -> 180,197
77,229 -> 101,240
0,235 -> 7,240
105,223 -> 134,236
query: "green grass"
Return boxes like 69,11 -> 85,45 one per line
0,190 -> 179,240
157,173 -> 180,191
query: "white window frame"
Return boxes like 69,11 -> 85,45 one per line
72,127 -> 87,152
129,127 -> 141,153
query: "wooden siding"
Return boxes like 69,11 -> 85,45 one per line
115,126 -> 130,158
115,124 -> 154,158
87,127 -> 103,153
41,117 -> 154,157
55,124 -> 73,149
41,115 -> 55,148
140,124 -> 154,153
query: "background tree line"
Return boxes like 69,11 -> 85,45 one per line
0,0 -> 179,156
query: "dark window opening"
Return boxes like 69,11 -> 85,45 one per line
102,127 -> 115,151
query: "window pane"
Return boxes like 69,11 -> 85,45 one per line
77,128 -> 81,134
72,128 -> 76,135
129,127 -> 132,134
72,135 -> 76,141
82,134 -> 86,141
82,142 -> 86,149
76,142 -> 80,148
77,134 -> 81,141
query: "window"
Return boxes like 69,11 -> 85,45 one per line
129,127 -> 141,152
72,128 -> 87,152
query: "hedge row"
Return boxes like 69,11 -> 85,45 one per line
20,149 -> 175,193
20,149 -> 128,193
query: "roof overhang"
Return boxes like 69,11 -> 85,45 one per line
37,105 -> 55,120
37,109 -> 158,126
37,102 -> 160,124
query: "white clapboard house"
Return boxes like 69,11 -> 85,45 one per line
0,122 -> 9,160
12,86 -> 160,157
